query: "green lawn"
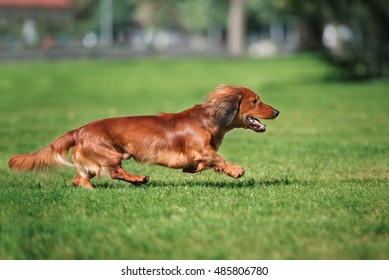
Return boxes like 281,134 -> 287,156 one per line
0,55 -> 388,259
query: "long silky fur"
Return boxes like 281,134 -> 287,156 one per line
8,84 -> 279,188
8,131 -> 76,172
205,85 -> 242,126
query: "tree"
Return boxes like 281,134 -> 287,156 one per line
227,0 -> 246,57
247,0 -> 389,79
324,0 -> 389,79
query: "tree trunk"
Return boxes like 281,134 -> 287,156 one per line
227,0 -> 246,57
99,0 -> 113,48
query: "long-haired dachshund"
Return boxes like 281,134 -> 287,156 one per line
9,85 -> 279,189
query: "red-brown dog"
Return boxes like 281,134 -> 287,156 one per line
9,85 -> 279,189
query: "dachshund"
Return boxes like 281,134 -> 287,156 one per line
9,85 -> 279,189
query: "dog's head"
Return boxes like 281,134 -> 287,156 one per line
206,85 -> 279,132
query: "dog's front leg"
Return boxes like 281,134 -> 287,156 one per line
200,146 -> 245,178
213,160 -> 245,178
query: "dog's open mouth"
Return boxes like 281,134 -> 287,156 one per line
245,116 -> 266,132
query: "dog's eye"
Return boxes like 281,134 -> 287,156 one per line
252,99 -> 257,104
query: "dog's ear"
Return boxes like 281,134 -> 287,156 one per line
217,94 -> 242,126
206,85 -> 242,127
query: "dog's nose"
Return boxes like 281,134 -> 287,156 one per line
273,109 -> 279,117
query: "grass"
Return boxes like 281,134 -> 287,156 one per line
0,55 -> 388,259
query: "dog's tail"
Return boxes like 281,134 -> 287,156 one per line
8,130 -> 78,173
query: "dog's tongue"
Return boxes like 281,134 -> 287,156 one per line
257,122 -> 266,130
250,117 -> 265,130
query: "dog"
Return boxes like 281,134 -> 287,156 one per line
9,85 -> 279,189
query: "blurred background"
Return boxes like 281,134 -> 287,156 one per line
0,0 -> 388,80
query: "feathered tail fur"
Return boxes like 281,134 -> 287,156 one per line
8,130 -> 77,172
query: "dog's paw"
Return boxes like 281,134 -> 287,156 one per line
130,175 -> 149,186
229,166 -> 245,178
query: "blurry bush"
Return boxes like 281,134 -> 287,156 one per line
321,0 -> 389,80
247,0 -> 388,80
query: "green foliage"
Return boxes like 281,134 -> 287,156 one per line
247,0 -> 389,78
0,55 -> 388,259
177,0 -> 227,32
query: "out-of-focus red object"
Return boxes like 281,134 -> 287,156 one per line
0,0 -> 72,9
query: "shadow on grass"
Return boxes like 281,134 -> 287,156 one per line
94,177 -> 297,189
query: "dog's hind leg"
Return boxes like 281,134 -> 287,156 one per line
71,144 -> 98,189
72,172 -> 95,190
96,150 -> 149,186
108,166 -> 149,186
72,141 -> 149,187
